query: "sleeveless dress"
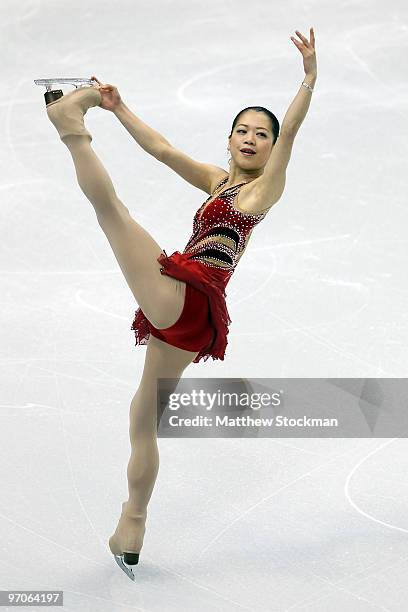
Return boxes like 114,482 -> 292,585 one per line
131,176 -> 267,363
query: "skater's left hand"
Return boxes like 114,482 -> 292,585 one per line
290,27 -> 317,75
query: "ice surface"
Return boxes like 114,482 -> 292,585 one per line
1,0 -> 407,609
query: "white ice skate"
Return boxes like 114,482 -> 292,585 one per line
34,78 -> 97,105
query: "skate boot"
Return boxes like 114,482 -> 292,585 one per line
34,78 -> 101,143
109,501 -> 147,581
34,78 -> 96,106
113,552 -> 140,582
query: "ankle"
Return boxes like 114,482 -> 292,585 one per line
122,501 -> 147,520
62,134 -> 92,148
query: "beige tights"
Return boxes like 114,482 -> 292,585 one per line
47,92 -> 200,554
109,334 -> 199,555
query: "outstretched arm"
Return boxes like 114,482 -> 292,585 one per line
281,28 -> 317,134
113,102 -> 171,160
249,28 -> 318,210
91,75 -> 171,160
90,75 -> 221,193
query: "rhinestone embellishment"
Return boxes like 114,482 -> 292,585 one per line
183,178 -> 266,271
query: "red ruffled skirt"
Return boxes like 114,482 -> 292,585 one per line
131,251 -> 232,363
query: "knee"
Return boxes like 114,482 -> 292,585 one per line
139,371 -> 182,393
96,200 -> 130,228
138,372 -> 183,406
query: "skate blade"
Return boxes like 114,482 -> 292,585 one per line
113,554 -> 136,581
34,78 -> 95,89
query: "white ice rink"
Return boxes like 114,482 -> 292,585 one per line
1,0 -> 408,610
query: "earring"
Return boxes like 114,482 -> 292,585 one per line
227,148 -> 231,165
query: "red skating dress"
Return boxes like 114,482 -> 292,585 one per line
131,176 -> 267,363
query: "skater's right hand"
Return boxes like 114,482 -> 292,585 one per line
91,76 -> 122,112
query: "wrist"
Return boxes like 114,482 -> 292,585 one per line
113,101 -> 127,116
303,73 -> 317,91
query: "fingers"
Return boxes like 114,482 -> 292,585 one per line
290,27 -> 316,56
310,27 -> 315,46
90,76 -> 116,93
290,28 -> 316,50
295,30 -> 310,46
290,36 -> 302,49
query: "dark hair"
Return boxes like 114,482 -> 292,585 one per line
229,106 -> 280,145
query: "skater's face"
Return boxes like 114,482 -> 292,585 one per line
228,110 -> 274,171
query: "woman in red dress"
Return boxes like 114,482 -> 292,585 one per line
44,28 -> 317,579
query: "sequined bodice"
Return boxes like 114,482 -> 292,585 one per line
183,176 -> 266,280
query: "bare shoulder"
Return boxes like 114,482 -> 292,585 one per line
209,169 -> 229,194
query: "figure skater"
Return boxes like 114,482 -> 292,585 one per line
40,28 -> 317,580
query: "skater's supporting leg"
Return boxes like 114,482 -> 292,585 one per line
109,335 -> 199,556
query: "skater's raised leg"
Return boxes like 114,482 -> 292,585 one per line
44,86 -> 186,331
